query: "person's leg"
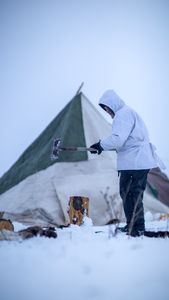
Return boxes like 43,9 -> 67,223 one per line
119,170 -> 133,228
129,169 -> 150,232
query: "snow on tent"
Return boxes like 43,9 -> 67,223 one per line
0,92 -> 168,226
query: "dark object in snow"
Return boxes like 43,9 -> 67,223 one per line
18,226 -> 57,239
144,231 -> 169,238
58,224 -> 70,229
118,225 -> 129,233
0,226 -> 57,241
127,230 -> 169,238
18,226 -> 42,239
68,196 -> 89,225
118,225 -> 169,238
0,218 -> 14,232
106,218 -> 120,225
40,227 -> 57,238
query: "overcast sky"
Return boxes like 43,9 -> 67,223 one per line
1,0 -> 169,177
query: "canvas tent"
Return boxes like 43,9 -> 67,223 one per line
0,92 -> 168,226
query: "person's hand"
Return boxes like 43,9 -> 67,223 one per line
89,141 -> 103,155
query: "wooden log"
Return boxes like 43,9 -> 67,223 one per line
68,196 -> 89,225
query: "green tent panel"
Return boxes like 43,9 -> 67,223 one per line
0,93 -> 87,195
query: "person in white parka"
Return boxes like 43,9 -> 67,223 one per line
90,89 -> 163,236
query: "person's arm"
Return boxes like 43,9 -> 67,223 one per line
100,113 -> 135,151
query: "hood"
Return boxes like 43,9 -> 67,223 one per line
99,90 -> 125,113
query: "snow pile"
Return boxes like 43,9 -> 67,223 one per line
82,216 -> 93,227
0,220 -> 169,300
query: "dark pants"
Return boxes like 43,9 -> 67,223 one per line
119,169 -> 150,232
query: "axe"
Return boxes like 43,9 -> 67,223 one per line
51,137 -> 98,160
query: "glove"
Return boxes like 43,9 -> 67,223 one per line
90,141 -> 103,155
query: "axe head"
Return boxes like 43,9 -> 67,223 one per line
51,137 -> 61,160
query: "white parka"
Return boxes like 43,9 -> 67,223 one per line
99,90 -> 164,171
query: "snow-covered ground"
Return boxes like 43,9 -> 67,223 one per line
0,219 -> 169,300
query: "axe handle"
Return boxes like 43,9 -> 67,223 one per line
60,147 -> 97,152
